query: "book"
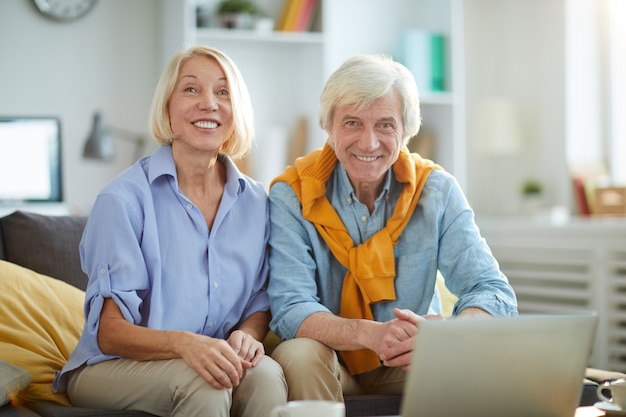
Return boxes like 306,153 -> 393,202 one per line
395,29 -> 446,93
294,0 -> 319,32
275,0 -> 294,31
572,176 -> 590,216
281,0 -> 305,31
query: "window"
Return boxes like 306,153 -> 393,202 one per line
608,0 -> 626,184
566,0 -> 626,185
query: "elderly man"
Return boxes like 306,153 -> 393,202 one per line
267,54 -> 517,401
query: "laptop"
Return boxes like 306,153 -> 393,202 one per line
400,312 -> 598,417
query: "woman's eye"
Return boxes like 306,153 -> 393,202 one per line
184,86 -> 197,93
218,88 -> 229,96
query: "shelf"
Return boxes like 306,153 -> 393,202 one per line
195,28 -> 324,45
419,92 -> 454,106
165,0 -> 465,186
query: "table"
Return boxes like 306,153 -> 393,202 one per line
377,406 -> 607,417
577,406 -> 606,417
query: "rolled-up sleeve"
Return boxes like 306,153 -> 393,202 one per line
433,173 -> 518,317
80,194 -> 149,336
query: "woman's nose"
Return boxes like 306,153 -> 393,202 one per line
199,93 -> 218,111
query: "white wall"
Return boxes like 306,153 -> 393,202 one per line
0,0 -> 585,217
0,0 -> 159,214
464,0 -> 568,215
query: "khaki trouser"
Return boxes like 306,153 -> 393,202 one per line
67,355 -> 286,417
271,338 -> 407,402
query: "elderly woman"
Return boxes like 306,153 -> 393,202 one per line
267,54 -> 517,401
53,45 -> 286,417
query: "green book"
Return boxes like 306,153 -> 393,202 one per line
429,33 -> 446,92
395,29 -> 446,93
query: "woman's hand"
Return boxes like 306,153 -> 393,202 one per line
227,329 -> 265,367
97,299 -> 265,389
176,332 -> 247,390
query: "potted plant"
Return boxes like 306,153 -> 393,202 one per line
216,0 -> 258,29
520,178 -> 544,214
521,178 -> 543,196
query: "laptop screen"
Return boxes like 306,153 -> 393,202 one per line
0,117 -> 63,203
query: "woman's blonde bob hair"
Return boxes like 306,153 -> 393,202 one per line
149,45 -> 254,160
318,54 -> 421,145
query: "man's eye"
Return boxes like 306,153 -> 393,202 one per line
379,122 -> 395,130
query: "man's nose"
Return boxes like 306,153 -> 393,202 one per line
359,126 -> 379,151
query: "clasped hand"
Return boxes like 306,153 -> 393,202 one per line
374,308 -> 441,371
181,330 -> 264,390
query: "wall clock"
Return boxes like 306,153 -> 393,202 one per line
33,0 -> 98,22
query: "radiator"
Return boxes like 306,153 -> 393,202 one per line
478,217 -> 626,372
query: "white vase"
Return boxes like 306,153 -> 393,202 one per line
522,194 -> 543,215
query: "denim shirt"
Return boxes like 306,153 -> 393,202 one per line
53,145 -> 270,392
267,164 -> 518,340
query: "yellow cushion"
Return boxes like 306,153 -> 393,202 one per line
436,271 -> 457,318
0,260 -> 85,406
263,331 -> 282,355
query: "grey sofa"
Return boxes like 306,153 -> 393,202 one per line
0,210 -> 155,417
0,210 -> 406,417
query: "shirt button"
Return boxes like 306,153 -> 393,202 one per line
213,282 -> 219,288
186,203 -> 192,210
361,215 -> 367,222
208,322 -> 214,328
99,268 -> 106,275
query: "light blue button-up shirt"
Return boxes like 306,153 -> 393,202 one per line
53,145 -> 270,392
267,163 -> 517,340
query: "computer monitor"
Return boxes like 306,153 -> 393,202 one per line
0,117 -> 63,203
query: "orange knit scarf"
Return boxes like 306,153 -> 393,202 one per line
272,143 -> 440,374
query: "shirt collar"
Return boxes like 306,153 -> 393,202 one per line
147,145 -> 176,183
336,163 -> 392,203
222,154 -> 247,195
148,145 -> 246,195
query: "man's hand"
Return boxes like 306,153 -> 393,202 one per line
377,308 -> 442,370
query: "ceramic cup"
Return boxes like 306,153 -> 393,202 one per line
598,379 -> 626,409
270,401 -> 345,417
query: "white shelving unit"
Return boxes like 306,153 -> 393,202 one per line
159,0 -> 465,188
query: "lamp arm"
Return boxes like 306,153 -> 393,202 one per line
106,126 -> 147,161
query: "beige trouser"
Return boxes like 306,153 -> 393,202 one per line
67,355 -> 287,417
271,338 -> 407,402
